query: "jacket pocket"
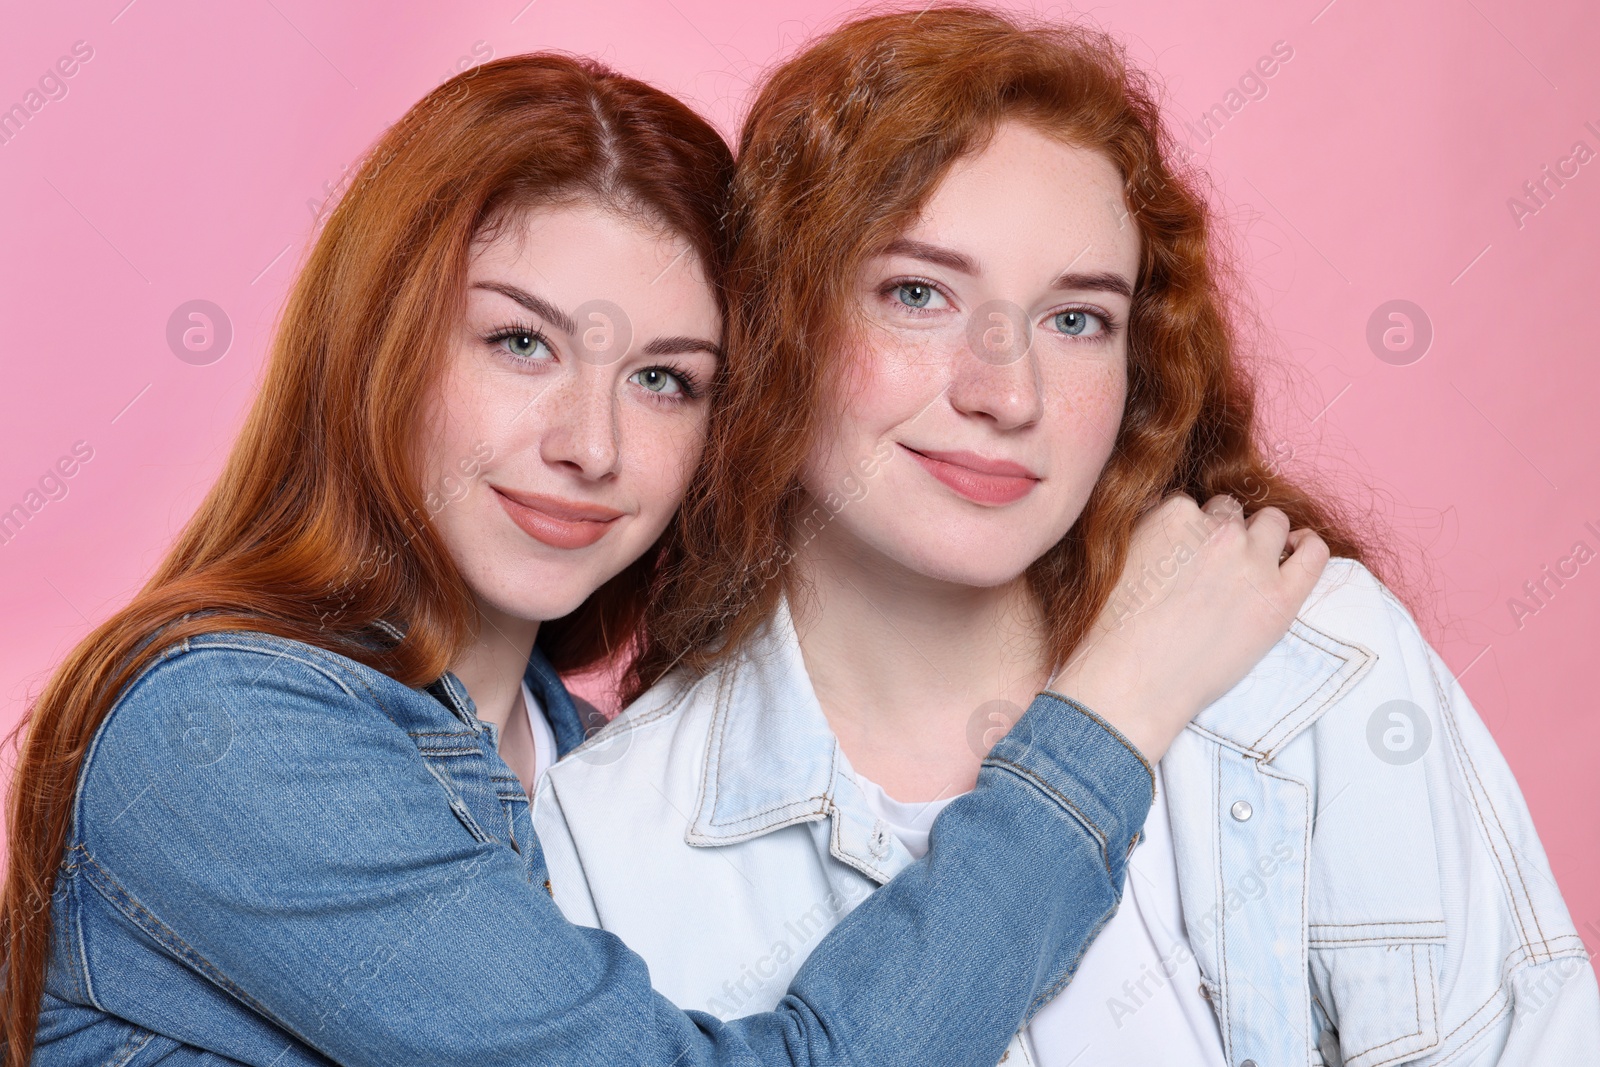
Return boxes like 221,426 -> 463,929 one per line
1307,920 -> 1445,1067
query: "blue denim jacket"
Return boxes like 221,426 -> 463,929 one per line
32,627 -> 1154,1066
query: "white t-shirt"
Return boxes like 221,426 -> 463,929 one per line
521,679 -> 558,789
854,763 -> 1226,1067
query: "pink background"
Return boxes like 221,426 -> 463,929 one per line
2,0 -> 1596,974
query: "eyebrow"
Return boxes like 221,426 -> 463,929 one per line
473,281 -> 576,335
643,335 -> 723,362
881,238 -> 976,274
473,281 -> 721,360
1050,270 -> 1134,299
879,238 -> 1135,299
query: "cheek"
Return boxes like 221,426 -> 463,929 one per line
804,334 -> 934,485
622,410 -> 708,522
423,351 -> 489,474
852,331 -> 945,412
1049,358 -> 1128,463
427,344 -> 542,482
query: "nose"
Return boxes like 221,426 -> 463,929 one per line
539,368 -> 621,480
947,317 -> 1045,430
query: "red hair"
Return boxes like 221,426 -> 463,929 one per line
627,4 -> 1389,698
1,53 -> 733,1061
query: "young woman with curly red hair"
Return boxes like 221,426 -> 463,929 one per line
536,8 -> 1600,1066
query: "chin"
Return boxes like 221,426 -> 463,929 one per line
878,524 -> 1044,589
823,491 -> 1058,588
462,552 -> 613,624
907,552 -> 1033,589
484,581 -> 591,625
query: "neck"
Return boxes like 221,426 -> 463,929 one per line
789,517 -> 1050,803
449,600 -> 539,733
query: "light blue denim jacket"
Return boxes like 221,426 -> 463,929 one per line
535,559 -> 1600,1066
32,624 -> 1155,1066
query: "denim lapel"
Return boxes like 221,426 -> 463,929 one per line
686,598 -> 842,845
1187,618 -> 1376,761
683,600 -> 917,882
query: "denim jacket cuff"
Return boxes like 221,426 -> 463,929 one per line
984,691 -> 1156,885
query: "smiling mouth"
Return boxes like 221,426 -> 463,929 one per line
492,486 -> 624,549
900,445 -> 1040,506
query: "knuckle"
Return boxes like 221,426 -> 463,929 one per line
1161,493 -> 1196,517
1209,515 -> 1246,548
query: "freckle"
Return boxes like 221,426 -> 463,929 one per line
1054,364 -> 1127,436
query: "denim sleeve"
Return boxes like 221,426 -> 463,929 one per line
725,691 -> 1156,1062
77,645 -> 1151,1067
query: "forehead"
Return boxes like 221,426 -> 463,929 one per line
905,122 -> 1139,276
466,201 -> 719,322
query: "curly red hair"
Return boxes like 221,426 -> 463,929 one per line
627,4 -> 1388,699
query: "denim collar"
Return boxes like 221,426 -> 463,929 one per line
1185,616 -> 1375,761
524,642 -> 588,757
683,591 -> 1375,873
419,635 -> 588,760
685,598 -> 906,881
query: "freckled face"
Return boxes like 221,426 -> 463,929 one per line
799,121 -> 1140,587
420,201 -> 721,624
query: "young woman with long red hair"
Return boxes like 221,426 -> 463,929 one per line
2,51 -> 1323,1065
535,8 -> 1600,1066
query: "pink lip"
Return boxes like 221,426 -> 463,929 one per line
901,445 -> 1040,506
493,486 -> 624,549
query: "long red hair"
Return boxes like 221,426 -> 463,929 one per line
1,53 -> 733,1061
628,4 -> 1392,697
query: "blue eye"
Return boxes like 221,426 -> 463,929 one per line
895,282 -> 944,310
1053,309 -> 1104,337
631,367 -> 683,395
492,329 -> 553,362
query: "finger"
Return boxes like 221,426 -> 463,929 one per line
1196,496 -> 1246,552
1278,528 -> 1330,599
1244,506 -> 1291,562
1200,493 -> 1245,527
1128,492 -> 1180,535
1154,490 -> 1196,517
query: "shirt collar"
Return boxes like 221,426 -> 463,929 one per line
686,597 -> 840,838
